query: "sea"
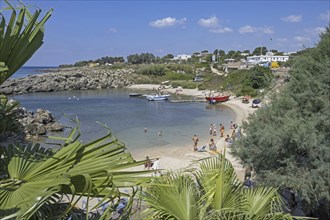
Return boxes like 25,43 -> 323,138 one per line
9,67 -> 236,155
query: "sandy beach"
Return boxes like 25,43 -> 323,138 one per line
126,84 -> 257,180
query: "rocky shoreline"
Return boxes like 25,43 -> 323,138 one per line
0,67 -> 135,95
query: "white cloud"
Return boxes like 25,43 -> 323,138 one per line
239,25 -> 273,34
281,15 -> 302,23
239,25 -> 254,34
210,27 -> 233,33
294,36 -> 311,43
319,10 -> 330,21
198,16 -> 219,28
262,27 -> 274,34
149,17 -> 187,28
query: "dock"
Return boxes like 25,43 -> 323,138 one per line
169,99 -> 206,103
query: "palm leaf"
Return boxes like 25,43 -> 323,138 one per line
0,0 -> 52,85
143,172 -> 201,220
0,126 -> 152,219
192,155 -> 243,212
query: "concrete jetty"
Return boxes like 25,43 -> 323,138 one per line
169,99 -> 206,103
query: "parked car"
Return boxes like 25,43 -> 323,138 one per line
252,99 -> 262,108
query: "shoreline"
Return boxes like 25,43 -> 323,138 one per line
126,84 -> 257,180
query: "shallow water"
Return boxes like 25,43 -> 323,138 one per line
12,89 -> 235,154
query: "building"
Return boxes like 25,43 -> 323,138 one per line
173,54 -> 192,61
246,52 -> 289,64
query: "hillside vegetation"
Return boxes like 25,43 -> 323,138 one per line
232,27 -> 330,218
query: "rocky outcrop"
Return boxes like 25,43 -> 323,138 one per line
0,67 -> 135,95
14,107 -> 64,136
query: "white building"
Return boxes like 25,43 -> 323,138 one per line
246,52 -> 289,64
173,54 -> 192,60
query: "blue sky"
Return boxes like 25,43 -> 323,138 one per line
2,0 -> 329,66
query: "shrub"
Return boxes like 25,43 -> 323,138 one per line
137,64 -> 166,76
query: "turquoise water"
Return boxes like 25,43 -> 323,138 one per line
12,89 -> 235,154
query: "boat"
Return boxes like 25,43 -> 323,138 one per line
129,93 -> 143,97
145,94 -> 170,101
205,94 -> 230,104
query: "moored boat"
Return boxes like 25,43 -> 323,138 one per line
145,94 -> 170,101
205,94 -> 230,104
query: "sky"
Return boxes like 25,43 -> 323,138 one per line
1,0 -> 329,66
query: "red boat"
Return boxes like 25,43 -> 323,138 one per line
205,94 -> 230,104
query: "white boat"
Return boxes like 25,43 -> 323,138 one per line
145,94 -> 170,101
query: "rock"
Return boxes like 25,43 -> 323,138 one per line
0,67 -> 135,95
46,122 -> 64,131
14,107 -> 64,138
35,109 -> 55,124
25,123 -> 46,135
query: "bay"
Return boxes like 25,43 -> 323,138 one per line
12,89 -> 235,155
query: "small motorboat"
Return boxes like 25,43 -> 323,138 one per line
205,94 -> 230,104
145,94 -> 170,101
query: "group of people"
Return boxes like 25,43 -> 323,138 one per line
193,121 -> 243,152
209,123 -> 225,137
144,157 -> 161,176
144,127 -> 163,136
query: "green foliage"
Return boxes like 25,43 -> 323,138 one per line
165,71 -> 192,80
0,125 -> 151,219
165,63 -> 194,74
232,27 -> 330,216
127,53 -> 156,64
252,46 -> 268,55
216,66 -> 273,97
143,156 -> 293,220
245,66 -> 273,89
0,95 -> 19,137
136,64 -> 166,76
0,0 -> 53,85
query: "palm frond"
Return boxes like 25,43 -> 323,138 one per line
143,172 -> 201,220
0,0 -> 52,85
0,126 -> 152,219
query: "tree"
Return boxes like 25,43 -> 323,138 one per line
127,53 -> 156,64
143,155 -> 294,219
233,27 -> 330,218
252,46 -> 268,55
0,0 -> 52,86
243,49 -> 250,54
163,54 -> 174,59
245,66 -> 273,89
